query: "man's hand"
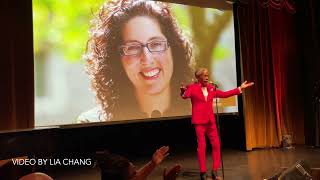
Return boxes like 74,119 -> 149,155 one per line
240,80 -> 254,90
180,82 -> 187,96
163,164 -> 182,180
152,146 -> 169,165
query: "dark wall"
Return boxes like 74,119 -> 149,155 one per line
296,0 -> 320,146
0,0 -> 34,131
0,115 -> 244,160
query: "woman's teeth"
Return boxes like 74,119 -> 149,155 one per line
142,69 -> 160,77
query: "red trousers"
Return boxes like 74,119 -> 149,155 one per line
194,120 -> 220,172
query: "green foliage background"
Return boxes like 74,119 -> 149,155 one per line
33,0 -> 105,63
33,0 -> 233,64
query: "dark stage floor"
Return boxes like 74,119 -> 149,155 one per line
52,146 -> 320,180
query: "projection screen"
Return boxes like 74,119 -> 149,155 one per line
33,0 -> 238,126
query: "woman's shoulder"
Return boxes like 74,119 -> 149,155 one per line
77,106 -> 104,123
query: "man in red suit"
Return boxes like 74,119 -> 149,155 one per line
180,68 -> 254,180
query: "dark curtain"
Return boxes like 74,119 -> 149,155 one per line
0,0 -> 34,131
296,0 -> 320,146
237,0 -> 304,150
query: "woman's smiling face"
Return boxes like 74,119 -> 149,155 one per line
120,16 -> 173,95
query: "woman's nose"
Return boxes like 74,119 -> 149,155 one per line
140,47 -> 154,65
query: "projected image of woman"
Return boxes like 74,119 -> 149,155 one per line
78,0 -> 194,122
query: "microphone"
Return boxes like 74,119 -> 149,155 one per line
151,110 -> 162,118
209,81 -> 219,88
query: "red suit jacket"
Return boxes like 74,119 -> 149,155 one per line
182,82 -> 241,124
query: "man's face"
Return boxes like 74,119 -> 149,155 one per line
198,69 -> 209,86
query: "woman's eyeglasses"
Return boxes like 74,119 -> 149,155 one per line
119,40 -> 169,56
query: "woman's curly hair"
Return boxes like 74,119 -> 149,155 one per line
84,0 -> 195,120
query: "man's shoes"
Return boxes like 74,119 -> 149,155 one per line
211,170 -> 222,180
200,172 -> 207,180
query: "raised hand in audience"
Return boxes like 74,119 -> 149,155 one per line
152,146 -> 169,165
163,164 -> 182,180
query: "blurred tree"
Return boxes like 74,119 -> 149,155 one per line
33,0 -> 105,96
188,7 -> 232,71
33,0 -> 105,63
